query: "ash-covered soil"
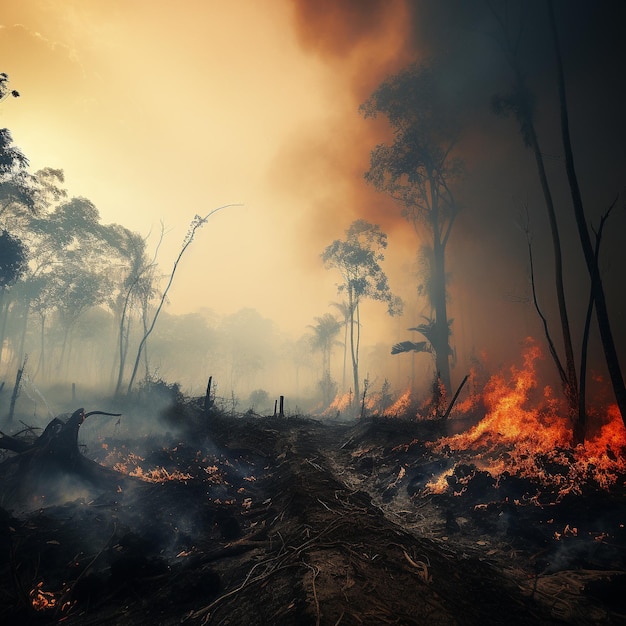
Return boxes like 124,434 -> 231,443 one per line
1,406 -> 625,625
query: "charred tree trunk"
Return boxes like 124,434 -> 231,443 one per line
0,408 -> 123,504
7,356 -> 26,423
204,376 -> 214,416
548,1 -> 626,427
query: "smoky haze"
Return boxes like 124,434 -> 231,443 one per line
0,0 -> 624,419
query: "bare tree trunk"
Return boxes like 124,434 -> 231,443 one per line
33,312 -> 46,381
114,287 -> 133,396
142,302 -> 150,384
16,299 -> 30,370
548,1 -> 626,426
7,355 -> 26,423
490,3 -> 578,419
127,205 -> 237,394
204,376 -> 214,416
432,233 -> 451,394
349,295 -> 360,411
577,203 -> 615,443
0,291 -> 7,361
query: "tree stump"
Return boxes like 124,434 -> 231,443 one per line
0,408 -> 124,508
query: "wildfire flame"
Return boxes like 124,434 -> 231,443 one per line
323,391 -> 354,416
384,388 -> 413,418
425,340 -> 626,495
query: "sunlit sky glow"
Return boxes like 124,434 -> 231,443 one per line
1,0 -> 625,392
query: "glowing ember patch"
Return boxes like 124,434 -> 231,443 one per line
30,582 -> 57,611
128,466 -> 193,483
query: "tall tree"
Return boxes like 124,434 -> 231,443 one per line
547,0 -> 626,432
361,62 -> 462,394
330,300 -> 351,390
322,219 -> 402,410
488,1 -> 579,428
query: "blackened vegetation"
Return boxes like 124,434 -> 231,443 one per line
0,403 -> 624,625
0,408 -> 124,504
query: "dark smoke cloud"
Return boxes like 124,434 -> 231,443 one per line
281,0 -> 626,386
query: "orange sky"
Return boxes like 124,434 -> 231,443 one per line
0,1 -> 416,338
2,0 -> 625,395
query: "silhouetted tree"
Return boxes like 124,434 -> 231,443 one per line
308,313 -> 342,405
127,206 -> 237,393
488,1 -> 579,428
361,61 -> 462,394
0,72 -> 20,103
330,300 -> 351,390
547,0 -> 626,433
322,219 -> 402,411
0,229 -> 27,290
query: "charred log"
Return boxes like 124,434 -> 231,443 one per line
0,408 -> 124,505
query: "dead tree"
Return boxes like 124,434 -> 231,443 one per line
7,356 -> 27,423
0,408 -> 124,505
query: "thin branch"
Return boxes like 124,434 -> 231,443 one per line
527,236 -> 567,388
126,204 -> 241,393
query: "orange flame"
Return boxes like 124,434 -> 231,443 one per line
384,388 -> 413,418
322,390 -> 354,415
426,339 -> 626,494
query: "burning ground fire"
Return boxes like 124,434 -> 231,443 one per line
424,340 -> 626,496
98,442 -> 250,488
101,446 -> 194,483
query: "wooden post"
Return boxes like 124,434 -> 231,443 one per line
7,356 -> 27,423
279,395 -> 284,417
204,376 -> 213,415
442,374 -> 469,420
273,399 -> 277,417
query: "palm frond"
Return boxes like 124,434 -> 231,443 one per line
391,340 -> 431,355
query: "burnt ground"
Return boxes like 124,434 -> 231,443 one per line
1,406 -> 625,625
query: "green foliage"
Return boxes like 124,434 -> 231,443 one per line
390,340 -> 431,356
392,317 -> 454,357
360,62 -> 463,229
322,219 -> 403,317
0,72 -> 20,102
323,219 -> 402,408
361,60 -> 463,393
0,229 -> 27,289
0,128 -> 27,176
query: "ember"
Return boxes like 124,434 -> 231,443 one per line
29,582 -> 57,611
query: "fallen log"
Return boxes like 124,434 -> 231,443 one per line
0,408 -> 125,507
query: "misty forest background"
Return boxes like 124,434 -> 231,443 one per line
0,1 -> 625,429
